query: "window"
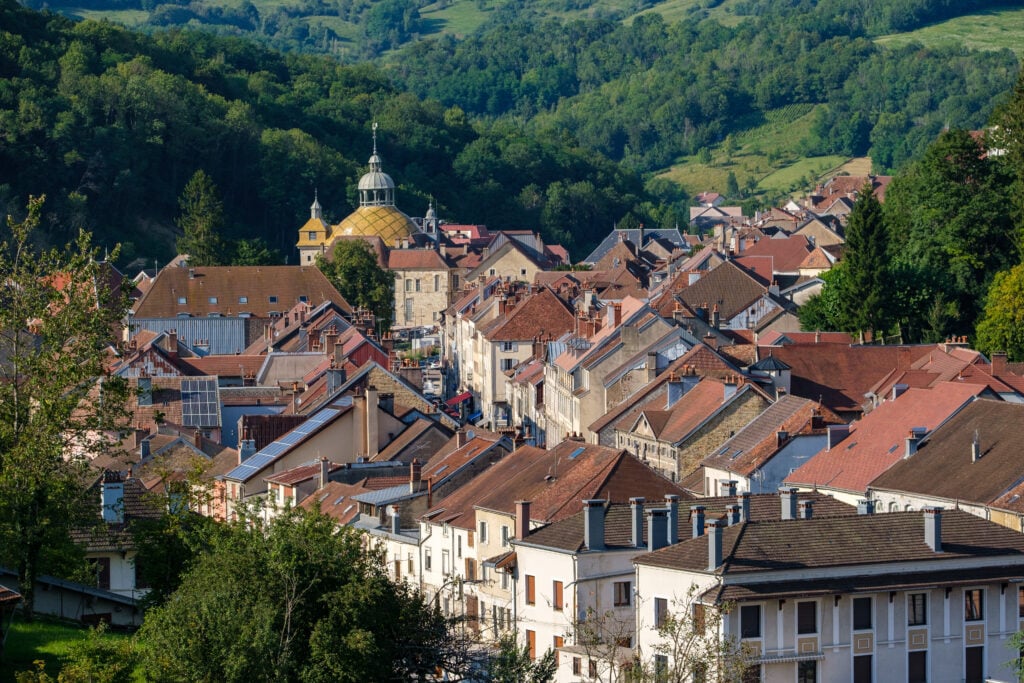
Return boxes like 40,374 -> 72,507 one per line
405,279 -> 412,292
424,548 -> 432,571
501,570 -> 509,590
526,629 -> 536,660
308,230 -> 317,240
908,593 -> 927,626
553,635 -> 564,649
655,597 -> 669,629
740,604 -> 761,638
442,549 -> 450,575
415,279 -> 421,292
407,554 -> 413,573
797,601 -> 817,634
965,646 -> 984,683
853,654 -> 872,683
1019,586 -> 1024,618
573,657 -> 582,675
177,296 -> 187,304
501,525 -> 510,547
479,521 -> 488,542
908,651 -> 926,683
434,274 -> 440,291
553,580 -> 563,610
238,296 -> 248,304
614,581 -> 631,606
501,341 -> 515,352
133,556 -> 149,589
298,295 -> 308,303
457,535 -> 462,558
653,654 -> 668,682
92,558 -> 111,590
965,589 -> 984,622
268,295 -> 278,303
525,574 -> 536,605
589,660 -> 598,678
501,358 -> 516,371
797,660 -> 817,683
853,597 -> 873,630
208,296 -> 218,304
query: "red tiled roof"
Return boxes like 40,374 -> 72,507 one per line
483,287 -> 575,342
740,235 -> 814,273
387,249 -> 449,270
785,382 -> 984,494
299,479 -> 368,524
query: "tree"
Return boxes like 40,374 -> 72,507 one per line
136,507 -> 463,682
0,196 -> 131,619
975,263 -> 1024,361
176,169 -> 228,266
485,632 -> 557,683
836,183 -> 890,342
231,237 -> 281,266
316,239 -> 394,333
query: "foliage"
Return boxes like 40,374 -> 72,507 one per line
135,507 -> 463,682
51,622 -> 140,683
316,240 -> 395,332
232,237 -> 282,265
836,184 -> 891,341
176,169 -> 228,266
0,196 -> 131,619
884,129 -> 1017,341
484,632 -> 556,683
975,263 -> 1024,361
798,264 -> 846,333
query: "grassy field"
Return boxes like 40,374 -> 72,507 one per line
419,0 -> 494,38
875,7 -> 1024,57
1,616 -> 129,679
655,102 -> 860,202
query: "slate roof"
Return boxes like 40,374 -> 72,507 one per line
869,399 -> 1024,512
675,260 -> 770,321
634,509 -> 1024,576
784,382 -> 985,494
132,265 -> 351,318
520,491 -> 853,553
582,227 -> 688,264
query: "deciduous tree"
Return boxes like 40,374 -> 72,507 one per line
316,239 -> 394,332
975,263 -> 1024,361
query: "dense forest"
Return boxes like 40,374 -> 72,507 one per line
0,0 -> 1021,267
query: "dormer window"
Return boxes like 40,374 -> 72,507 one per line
177,296 -> 187,304
238,296 -> 248,304
299,295 -> 308,303
208,297 -> 218,304
308,231 -> 317,240
269,296 -> 278,304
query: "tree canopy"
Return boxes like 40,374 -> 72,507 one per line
316,240 -> 395,332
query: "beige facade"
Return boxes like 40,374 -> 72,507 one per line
392,256 -> 454,328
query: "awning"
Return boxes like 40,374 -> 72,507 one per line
468,411 -> 483,422
446,391 -> 472,406
483,551 -> 517,571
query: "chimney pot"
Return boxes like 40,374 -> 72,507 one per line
857,499 -> 875,515
779,487 -> 798,520
726,504 -> 741,526
720,479 -> 737,497
797,499 -> 813,520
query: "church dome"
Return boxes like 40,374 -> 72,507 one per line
335,205 -> 417,245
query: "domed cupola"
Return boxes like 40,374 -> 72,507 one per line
357,123 -> 396,207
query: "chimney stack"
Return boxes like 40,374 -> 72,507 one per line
319,457 -> 330,490
140,437 -> 151,460
390,504 -> 401,535
239,439 -> 257,463
780,487 -> 798,520
857,499 -> 875,515
924,507 -> 943,552
515,500 -> 531,541
583,499 -> 606,551
737,492 -> 750,523
972,430 -> 981,462
797,499 -> 813,520
456,429 -> 467,448
691,505 -> 706,538
409,459 -> 422,493
630,497 -> 646,548
720,479 -> 737,497
905,429 -> 923,458
647,508 -> 669,552
707,519 -> 724,570
726,504 -> 741,526
665,495 -> 680,545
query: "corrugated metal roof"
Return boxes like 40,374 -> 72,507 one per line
129,317 -> 247,356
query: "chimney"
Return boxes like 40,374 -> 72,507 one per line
857,499 -> 875,515
737,492 -> 750,523
646,351 -> 658,382
324,327 -> 340,357
167,329 -> 178,359
691,505 -> 706,538
924,507 -> 943,552
319,457 -> 330,489
666,372 -> 686,409
409,459 -> 422,493
665,495 -> 680,545
726,504 -> 741,526
797,499 -> 813,520
610,302 -> 622,329
239,439 -> 256,463
140,437 -> 151,460
707,519 -> 724,570
905,429 -> 923,458
892,383 -> 909,400
780,487 -> 798,520
827,424 -> 851,450
456,429 -> 467,448
630,497 -> 646,548
720,479 -> 737,497
711,304 -> 721,330
390,504 -> 401,535
516,500 -> 531,541
972,430 -> 981,462
647,508 -> 669,552
583,499 -> 606,551
101,471 -> 125,524
992,352 -> 1008,375
365,386 -> 379,459
193,428 -> 202,449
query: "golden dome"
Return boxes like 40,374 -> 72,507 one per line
335,205 -> 418,245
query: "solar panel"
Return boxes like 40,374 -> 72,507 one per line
568,446 -> 586,459
180,378 -> 219,427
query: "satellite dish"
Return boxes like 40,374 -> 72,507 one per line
466,430 -> 476,440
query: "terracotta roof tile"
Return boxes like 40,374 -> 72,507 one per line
484,288 -> 575,342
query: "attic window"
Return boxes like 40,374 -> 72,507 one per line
269,296 -> 278,304
238,296 -> 248,304
568,446 -> 586,459
177,296 -> 187,304
299,295 -> 309,303
308,231 -> 317,240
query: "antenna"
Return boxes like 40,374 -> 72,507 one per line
372,121 -> 378,155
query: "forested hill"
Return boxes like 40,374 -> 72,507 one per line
391,4 -> 1020,174
0,0 -> 653,266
